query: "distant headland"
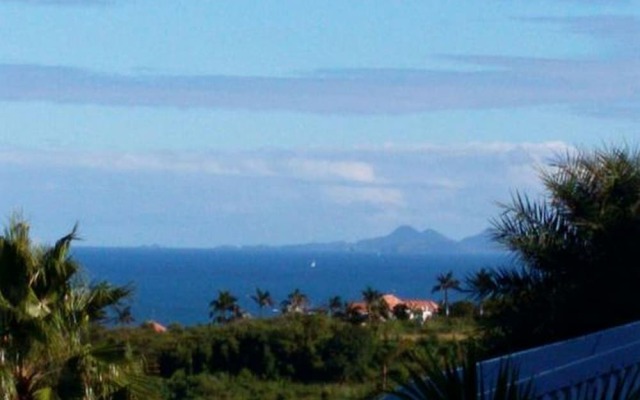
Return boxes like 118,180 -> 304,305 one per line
216,226 -> 506,255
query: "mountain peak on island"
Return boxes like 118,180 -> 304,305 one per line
393,225 -> 418,232
421,228 -> 451,239
351,226 -> 459,254
388,225 -> 420,238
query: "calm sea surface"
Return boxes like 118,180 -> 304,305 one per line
73,247 -> 511,326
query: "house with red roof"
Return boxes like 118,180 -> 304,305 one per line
142,320 -> 168,333
347,294 -> 439,323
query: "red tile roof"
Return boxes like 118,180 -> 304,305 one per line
145,320 -> 167,333
403,299 -> 439,312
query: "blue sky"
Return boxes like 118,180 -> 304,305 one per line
0,0 -> 638,247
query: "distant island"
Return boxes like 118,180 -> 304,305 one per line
219,225 -> 506,255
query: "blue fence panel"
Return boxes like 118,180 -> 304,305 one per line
384,320 -> 640,399
481,321 -> 640,398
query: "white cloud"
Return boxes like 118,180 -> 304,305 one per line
0,141 -> 573,245
287,158 -> 376,183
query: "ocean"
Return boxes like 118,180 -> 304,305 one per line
73,247 -> 511,326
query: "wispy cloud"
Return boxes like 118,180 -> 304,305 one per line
1,0 -> 116,5
0,150 -> 238,175
1,55 -> 638,117
522,15 -> 640,53
0,142 -> 568,184
0,149 -> 379,185
287,159 -> 376,183
3,14 -> 635,118
7,142 -> 572,184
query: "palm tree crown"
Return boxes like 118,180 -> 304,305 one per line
465,268 -> 495,316
476,146 -> 640,349
251,287 -> 273,317
327,295 -> 344,317
281,288 -> 308,314
209,290 -> 242,324
432,271 -> 460,317
361,286 -> 389,322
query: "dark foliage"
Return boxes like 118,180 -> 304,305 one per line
469,146 -> 640,352
384,346 -> 534,400
117,315 -> 382,385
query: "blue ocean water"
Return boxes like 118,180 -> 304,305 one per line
73,247 -> 511,326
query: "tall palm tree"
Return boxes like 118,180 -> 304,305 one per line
362,286 -> 389,322
209,290 -> 241,324
432,271 -> 460,317
281,288 -> 308,314
465,268 -> 495,316
115,304 -> 135,326
327,295 -> 344,317
251,287 -> 273,317
0,215 -> 158,399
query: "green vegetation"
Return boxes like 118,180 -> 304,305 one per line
98,312 -> 477,399
164,372 -> 372,400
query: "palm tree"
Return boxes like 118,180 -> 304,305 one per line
327,295 -> 344,317
483,146 -> 640,350
362,286 -> 389,322
0,215 -> 158,399
115,304 -> 135,326
209,290 -> 241,324
465,268 -> 495,316
432,271 -> 460,317
281,288 -> 308,314
251,287 -> 273,317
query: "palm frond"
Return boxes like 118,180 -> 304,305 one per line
0,216 -> 157,399
386,348 -> 535,400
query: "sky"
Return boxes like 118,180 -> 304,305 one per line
0,1 -> 639,247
